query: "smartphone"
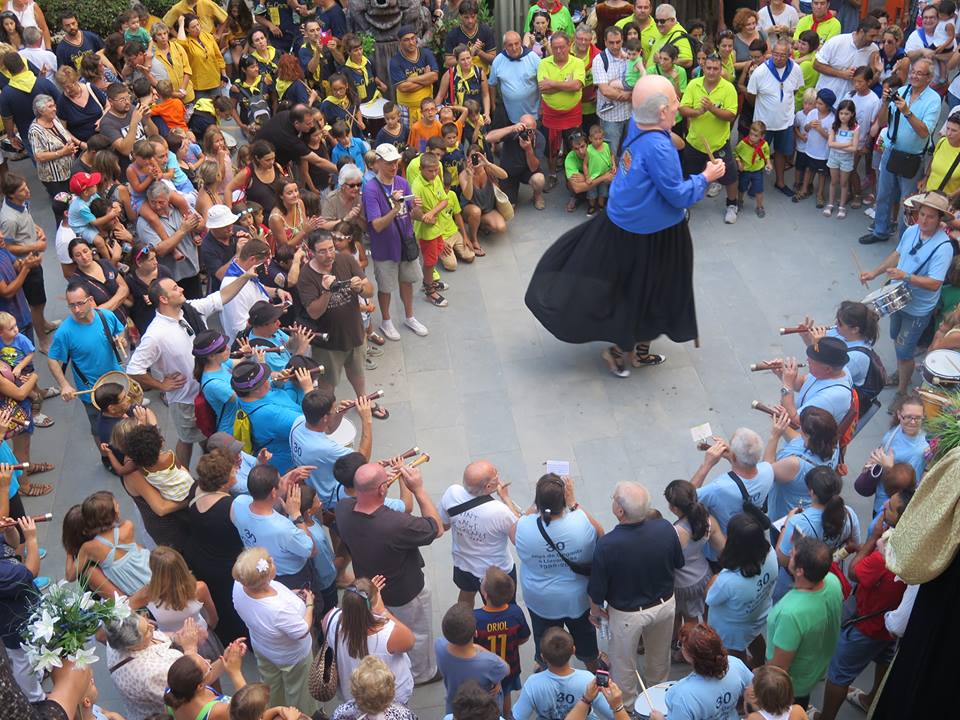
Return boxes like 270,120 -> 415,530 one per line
595,668 -> 610,687
472,153 -> 481,166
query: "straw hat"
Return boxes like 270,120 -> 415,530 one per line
903,191 -> 955,220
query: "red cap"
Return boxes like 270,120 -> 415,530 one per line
69,172 -> 102,195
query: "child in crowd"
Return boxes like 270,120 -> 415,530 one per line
825,98 -> 860,219
462,99 -> 487,155
435,602 -> 510,715
745,665 -> 808,720
151,134 -> 198,207
78,675 -> 124,720
412,154 -> 453,306
408,98 -> 443,152
473,567 -> 530,720
793,88 -> 816,195
235,200 -> 271,248
849,66 -> 880,209
795,88 -> 835,207
438,103 -> 468,140
67,172 -> 122,252
126,139 -> 162,214
319,73 -> 362,135
585,124 -> 615,216
330,120 -> 370,172
119,10 -> 151,50
512,627 -> 614,720
52,193 -> 77,280
612,38 -> 644,92
442,173 -> 471,264
88,198 -> 129,264
363,149 -> 379,186
374,101 -> 409,154
298,485 -> 339,616
735,120 -> 772,217
151,80 -> 189,134
94,382 -> 135,473
189,97 -> 234,145
440,121 -> 465,194
0,311 -> 56,428
122,423 -> 195,502
170,128 -> 205,172
102,416 -> 138,477
228,683 -> 277,720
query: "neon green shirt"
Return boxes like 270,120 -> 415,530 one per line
412,173 -> 457,240
680,76 -> 738,152
536,54 -> 586,112
735,138 -> 771,172
586,142 -> 612,180
564,149 -> 585,179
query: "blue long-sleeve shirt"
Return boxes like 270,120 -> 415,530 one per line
607,126 -> 707,234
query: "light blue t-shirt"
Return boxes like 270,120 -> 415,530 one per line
166,150 -> 194,194
768,436 -> 837,522
705,548 -> 778,651
230,494 -> 313,575
289,417 -> 352,507
200,362 -> 237,435
895,225 -> 953,317
697,464 -> 774,561
247,329 -> 292,372
826,327 -> 872,386
305,520 -> 337,590
883,84 -> 942,154
795,372 -> 852,427
664,656 -> 753,720
228,451 -> 257,496
778,505 -> 861,556
872,426 -> 927,515
67,193 -> 98,234
513,668 -> 614,720
47,310 -> 124,402
236,390 -> 303,473
435,639 -> 509,714
488,50 -> 542,122
514,510 -> 597,620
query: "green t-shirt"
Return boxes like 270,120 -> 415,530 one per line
795,57 -> 820,111
936,283 -> 960,327
625,55 -> 645,89
524,3 -> 575,37
411,173 -> 457,240
681,77 -> 738,152
564,149 -> 584,179
766,573 -> 843,696
734,138 -> 771,173
586,142 -> 612,180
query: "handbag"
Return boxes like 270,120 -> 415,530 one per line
308,609 -> 341,701
885,87 -> 926,179
493,184 -> 514,221
536,516 -> 591,576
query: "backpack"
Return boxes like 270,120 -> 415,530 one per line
194,378 -> 220,438
848,346 -> 887,409
236,82 -> 272,125
233,406 -> 263,454
664,29 -> 702,63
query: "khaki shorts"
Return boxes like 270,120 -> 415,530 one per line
170,401 -> 206,444
315,341 -> 366,388
440,231 -> 473,272
373,258 -> 423,295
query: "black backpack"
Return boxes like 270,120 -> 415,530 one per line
664,29 -> 702,62
848,346 -> 886,408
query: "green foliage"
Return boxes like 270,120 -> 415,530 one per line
142,0 -> 179,18
44,0 -> 132,38
358,31 -> 375,57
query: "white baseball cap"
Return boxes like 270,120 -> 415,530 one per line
206,204 -> 240,229
375,143 -> 402,162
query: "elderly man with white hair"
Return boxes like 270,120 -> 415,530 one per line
689,428 -> 775,560
587,481 -> 684,713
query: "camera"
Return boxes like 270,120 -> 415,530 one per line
518,128 -> 530,141
329,279 -> 351,293
471,153 -> 482,166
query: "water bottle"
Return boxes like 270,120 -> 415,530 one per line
598,615 -> 611,641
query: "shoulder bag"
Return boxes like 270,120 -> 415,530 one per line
726,471 -> 773,530
886,86 -> 927,179
309,609 -> 341,701
536,516 -> 591,576
374,179 -> 419,262
447,494 -> 494,517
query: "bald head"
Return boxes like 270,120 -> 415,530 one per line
463,461 -> 497,495
520,113 -> 537,129
632,74 -> 677,127
354,462 -> 388,495
613,481 -> 650,522
503,31 -> 522,58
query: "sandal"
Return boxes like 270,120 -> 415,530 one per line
837,206 -> 847,219
565,198 -> 577,212
850,197 -> 862,209
474,246 -> 486,257
816,199 -> 825,209
423,289 -> 448,307
632,352 -> 667,368
431,280 -> 450,292
601,346 -> 630,378
26,462 -> 55,475
823,204 -> 833,216
846,687 -> 870,712
33,413 -> 54,428
20,482 -> 53,497
368,331 -> 385,346
544,174 -> 558,192
791,191 -> 809,203
533,196 -> 545,210
41,387 -> 60,399
371,403 -> 389,420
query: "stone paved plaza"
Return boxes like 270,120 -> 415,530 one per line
20,151 -> 893,717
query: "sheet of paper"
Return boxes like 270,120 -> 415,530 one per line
690,423 -> 713,444
772,515 -> 788,532
545,460 -> 570,476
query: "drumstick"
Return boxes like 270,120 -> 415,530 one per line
695,131 -> 715,162
851,249 -> 870,289
386,453 -> 430,486
377,446 -> 420,466
750,361 -> 807,372
751,400 -> 801,430
0,512 -> 53,529
635,670 -> 656,718
337,389 -> 385,413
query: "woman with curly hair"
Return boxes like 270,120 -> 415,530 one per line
331,656 -> 418,720
663,623 -> 753,719
274,53 -> 314,112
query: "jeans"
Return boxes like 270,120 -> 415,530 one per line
600,117 -> 630,156
873,145 -> 922,239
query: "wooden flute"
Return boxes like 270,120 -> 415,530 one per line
386,453 -> 430,486
337,389 -> 385,413
751,401 -> 800,430
377,447 -> 420,466
750,361 -> 807,371
0,512 -> 53,529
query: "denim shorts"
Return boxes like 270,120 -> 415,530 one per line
528,608 -> 599,665
738,169 -> 764,196
827,149 -> 855,172
890,309 -> 931,361
765,126 -> 795,155
826,624 -> 896,686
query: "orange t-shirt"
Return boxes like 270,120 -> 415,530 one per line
408,118 -> 442,153
151,98 -> 188,131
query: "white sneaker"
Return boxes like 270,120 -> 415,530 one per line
724,205 -> 738,224
864,207 -> 876,219
380,320 -> 401,341
706,182 -> 721,197
404,317 -> 429,336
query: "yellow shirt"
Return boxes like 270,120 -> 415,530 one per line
617,15 -> 659,65
734,138 -> 771,172
929,137 -> 960,196
649,22 -> 693,69
680,76 -> 738,152
793,14 -> 842,45
176,33 -> 224,91
536,54 -> 586,112
163,0 -> 227,35
154,42 -> 195,103
412,173 -> 456,240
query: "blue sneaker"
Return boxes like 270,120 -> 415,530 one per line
33,576 -> 50,591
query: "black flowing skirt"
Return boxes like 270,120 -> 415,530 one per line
524,212 -> 698,349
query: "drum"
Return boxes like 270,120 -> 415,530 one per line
89,371 -> 144,410
633,681 -> 674,720
922,349 -> 960,386
360,97 -> 388,120
329,416 -> 356,448
862,281 -> 911,316
919,385 -> 950,419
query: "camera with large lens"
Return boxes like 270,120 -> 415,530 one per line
518,128 -> 530,141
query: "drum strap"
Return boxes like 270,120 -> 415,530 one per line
95,309 -> 122,365
913,240 -> 954,276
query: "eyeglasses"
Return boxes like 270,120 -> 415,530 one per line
178,319 -> 195,337
344,182 -> 362,188
67,298 -> 91,309
135,246 -> 152,262
655,17 -> 670,24
899,414 -> 924,423
315,247 -> 336,255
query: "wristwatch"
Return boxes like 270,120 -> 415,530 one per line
292,515 -> 304,524
780,386 -> 791,396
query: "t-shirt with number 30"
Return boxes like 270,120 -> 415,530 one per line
665,656 -> 754,720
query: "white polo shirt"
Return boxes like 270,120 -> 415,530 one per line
815,33 -> 878,98
747,60 -> 805,131
439,484 -> 516,579
126,292 -> 223,405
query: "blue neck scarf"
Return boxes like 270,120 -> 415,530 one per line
500,46 -> 531,62
765,57 -> 795,101
224,259 -> 268,298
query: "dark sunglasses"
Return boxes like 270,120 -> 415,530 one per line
344,182 -> 362,188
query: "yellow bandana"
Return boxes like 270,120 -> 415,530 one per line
275,79 -> 292,99
7,69 -> 36,94
322,94 -> 349,109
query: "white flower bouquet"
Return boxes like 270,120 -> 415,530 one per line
20,581 -> 132,674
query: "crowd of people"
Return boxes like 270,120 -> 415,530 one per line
0,0 -> 956,719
